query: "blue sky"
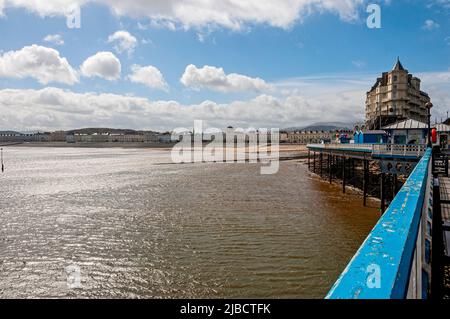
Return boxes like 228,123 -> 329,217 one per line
0,0 -> 449,131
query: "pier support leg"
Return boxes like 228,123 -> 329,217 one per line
380,173 -> 386,213
342,157 -> 346,193
363,160 -> 368,207
313,152 -> 316,174
393,174 -> 398,198
352,158 -> 355,179
320,153 -> 323,178
308,150 -> 310,171
329,154 -> 332,184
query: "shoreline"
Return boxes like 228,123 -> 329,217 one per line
3,142 -> 309,152
3,142 -> 176,149
3,142 -> 310,162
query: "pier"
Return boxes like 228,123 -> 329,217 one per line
307,142 -> 449,299
307,143 -> 426,211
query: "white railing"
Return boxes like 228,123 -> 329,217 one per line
308,143 -> 426,158
372,144 -> 427,157
307,143 -> 373,151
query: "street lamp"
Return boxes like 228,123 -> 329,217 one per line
425,102 -> 433,147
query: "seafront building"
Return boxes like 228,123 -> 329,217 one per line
281,130 -> 353,144
365,58 -> 431,130
0,129 -> 161,144
72,131 -> 159,143
0,131 -> 48,142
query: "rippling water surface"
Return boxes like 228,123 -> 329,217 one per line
0,147 -> 378,298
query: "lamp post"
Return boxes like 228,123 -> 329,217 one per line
425,102 -> 433,147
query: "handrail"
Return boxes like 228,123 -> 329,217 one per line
326,148 -> 432,299
372,144 -> 426,157
307,143 -> 426,158
306,143 -> 374,152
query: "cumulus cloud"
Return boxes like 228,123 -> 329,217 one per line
43,34 -> 64,46
2,68 -> 450,132
107,30 -> 137,55
422,19 -> 440,30
80,51 -> 121,81
128,64 -> 168,91
0,85 -> 365,132
0,0 -> 368,31
417,70 -> 450,120
181,64 -> 271,93
0,45 -> 78,85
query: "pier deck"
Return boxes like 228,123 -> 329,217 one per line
440,176 -> 450,299
441,177 -> 450,222
440,177 -> 450,202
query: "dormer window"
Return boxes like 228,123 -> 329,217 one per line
393,75 -> 398,82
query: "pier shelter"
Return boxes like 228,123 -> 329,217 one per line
355,130 -> 388,144
383,119 -> 428,145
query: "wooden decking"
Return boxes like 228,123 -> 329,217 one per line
440,174 -> 450,299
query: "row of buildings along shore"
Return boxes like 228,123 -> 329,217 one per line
1,122 -> 448,147
0,129 -> 172,144
1,59 -> 449,148
0,127 -> 353,145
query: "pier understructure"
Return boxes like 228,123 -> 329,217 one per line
309,143 -> 450,299
307,143 -> 427,213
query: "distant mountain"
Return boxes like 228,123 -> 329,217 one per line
283,122 -> 354,132
66,128 -> 158,134
0,130 -> 21,135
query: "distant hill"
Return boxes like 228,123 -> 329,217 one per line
0,130 -> 21,135
283,122 -> 354,132
66,128 -> 158,134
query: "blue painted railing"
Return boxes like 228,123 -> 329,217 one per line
326,148 -> 432,299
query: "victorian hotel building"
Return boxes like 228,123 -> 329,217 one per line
365,59 -> 431,130
282,59 -> 435,145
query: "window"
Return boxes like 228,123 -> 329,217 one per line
393,75 -> 398,82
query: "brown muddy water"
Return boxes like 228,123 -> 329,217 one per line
0,147 -> 379,298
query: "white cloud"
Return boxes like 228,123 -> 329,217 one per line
2,69 -> 450,132
0,86 -> 364,132
0,0 -> 368,31
0,0 -> 4,17
107,30 -> 137,55
429,0 -> 450,9
352,60 -> 366,68
43,34 -> 64,46
80,51 -> 121,81
0,45 -> 78,85
445,36 -> 450,46
128,64 -> 168,91
422,19 -> 440,30
180,64 -> 271,93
